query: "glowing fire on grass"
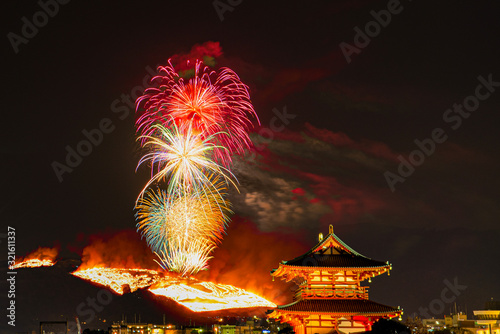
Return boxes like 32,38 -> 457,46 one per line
10,247 -> 58,269
71,267 -> 276,312
72,267 -> 161,294
11,258 -> 55,269
149,279 -> 276,312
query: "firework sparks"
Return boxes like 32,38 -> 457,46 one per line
136,60 -> 259,166
135,59 -> 257,276
136,123 -> 237,201
154,236 -> 218,277
136,188 -> 231,249
136,186 -> 232,276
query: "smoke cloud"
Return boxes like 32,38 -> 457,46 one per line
171,41 -> 223,71
227,125 -> 400,234
198,217 -> 308,305
78,229 -> 158,270
17,246 -> 59,262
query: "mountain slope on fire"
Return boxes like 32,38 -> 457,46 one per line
0,259 -> 273,333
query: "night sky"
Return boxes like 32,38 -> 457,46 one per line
3,0 -> 500,332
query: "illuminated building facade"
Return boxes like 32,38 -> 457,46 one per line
474,310 -> 500,334
110,322 -> 175,334
268,225 -> 402,334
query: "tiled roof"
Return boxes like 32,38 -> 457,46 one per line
314,232 -> 363,257
283,253 -> 387,268
275,228 -> 390,270
276,299 -> 400,314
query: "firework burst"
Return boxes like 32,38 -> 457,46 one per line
136,123 -> 237,202
134,59 -> 256,276
155,237 -> 217,277
135,181 -> 232,253
136,60 -> 259,166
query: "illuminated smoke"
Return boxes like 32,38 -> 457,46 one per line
197,218 -> 307,305
77,230 -> 158,270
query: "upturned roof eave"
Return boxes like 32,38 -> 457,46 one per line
269,299 -> 402,316
269,308 -> 402,316
279,231 -> 370,265
271,262 -> 391,277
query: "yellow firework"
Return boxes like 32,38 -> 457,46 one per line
135,177 -> 232,275
154,237 -> 216,277
136,123 -> 238,202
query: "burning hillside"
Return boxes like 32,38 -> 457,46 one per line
66,229 -> 278,312
71,266 -> 275,312
10,247 -> 58,269
16,222 -> 304,313
72,267 -> 161,294
71,224 -> 304,305
149,278 -> 276,312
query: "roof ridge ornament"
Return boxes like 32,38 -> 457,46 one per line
329,224 -> 334,235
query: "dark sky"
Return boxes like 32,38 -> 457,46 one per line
3,0 -> 500,331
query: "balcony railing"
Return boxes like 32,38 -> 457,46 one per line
297,286 -> 369,299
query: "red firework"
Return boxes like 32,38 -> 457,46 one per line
136,60 -> 259,166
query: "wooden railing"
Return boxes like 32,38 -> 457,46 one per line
296,286 -> 369,299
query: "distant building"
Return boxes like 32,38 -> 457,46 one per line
268,224 -> 402,334
110,322 -> 175,334
420,313 -> 471,331
474,310 -> 500,334
446,313 -> 468,327
110,322 -> 273,334
40,321 -> 67,334
214,319 -> 281,334
216,325 -> 236,334
413,307 -> 500,334
422,318 -> 446,331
